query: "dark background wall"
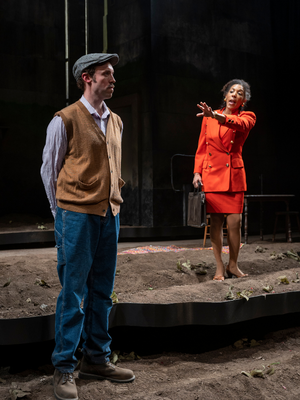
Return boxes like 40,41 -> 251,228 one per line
0,0 -> 299,234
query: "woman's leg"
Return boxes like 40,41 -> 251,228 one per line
226,213 -> 247,276
210,213 -> 225,279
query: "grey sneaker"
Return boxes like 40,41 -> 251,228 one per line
79,357 -> 135,383
53,369 -> 78,400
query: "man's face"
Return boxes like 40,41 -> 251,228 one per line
86,62 -> 116,100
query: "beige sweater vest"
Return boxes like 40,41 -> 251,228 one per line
55,101 -> 124,217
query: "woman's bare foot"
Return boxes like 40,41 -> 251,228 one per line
213,263 -> 225,281
226,264 -> 248,278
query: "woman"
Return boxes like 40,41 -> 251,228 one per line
193,79 -> 256,281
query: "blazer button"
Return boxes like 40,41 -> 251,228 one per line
209,165 -> 212,168
209,153 -> 212,156
230,140 -> 234,144
226,163 -> 229,167
206,142 -> 208,145
227,152 -> 229,155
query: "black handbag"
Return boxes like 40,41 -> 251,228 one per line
187,186 -> 207,228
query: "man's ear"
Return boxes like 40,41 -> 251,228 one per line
81,72 -> 93,83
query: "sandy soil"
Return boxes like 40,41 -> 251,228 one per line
0,327 -> 300,399
1,238 -> 300,399
1,241 -> 300,318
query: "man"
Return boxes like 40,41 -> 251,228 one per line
41,53 -> 134,400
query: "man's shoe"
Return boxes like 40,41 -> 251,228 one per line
79,357 -> 135,383
53,369 -> 78,400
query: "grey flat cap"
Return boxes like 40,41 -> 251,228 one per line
72,53 -> 119,81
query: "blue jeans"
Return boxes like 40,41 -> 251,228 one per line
52,206 -> 119,373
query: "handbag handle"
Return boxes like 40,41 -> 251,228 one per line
193,184 -> 203,195
193,185 -> 205,205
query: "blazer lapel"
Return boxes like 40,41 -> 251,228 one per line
220,109 -> 239,151
209,118 -> 228,152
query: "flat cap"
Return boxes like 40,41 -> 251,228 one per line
72,53 -> 119,81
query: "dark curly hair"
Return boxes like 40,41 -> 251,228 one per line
76,64 -> 97,92
220,79 -> 251,111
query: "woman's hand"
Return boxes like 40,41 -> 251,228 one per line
196,102 -> 226,124
193,173 -> 203,188
196,102 -> 214,118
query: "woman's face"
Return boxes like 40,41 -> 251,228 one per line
225,84 -> 245,112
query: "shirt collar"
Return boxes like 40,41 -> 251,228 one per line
80,95 -> 110,119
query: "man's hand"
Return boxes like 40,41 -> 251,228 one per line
193,173 -> 203,188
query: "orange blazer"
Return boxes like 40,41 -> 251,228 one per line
194,109 -> 256,192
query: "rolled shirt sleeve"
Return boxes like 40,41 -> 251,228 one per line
40,116 -> 67,218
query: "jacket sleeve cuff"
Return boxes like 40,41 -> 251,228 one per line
194,169 -> 202,175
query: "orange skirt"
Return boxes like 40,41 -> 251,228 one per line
205,192 -> 244,214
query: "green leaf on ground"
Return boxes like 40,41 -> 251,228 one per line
110,350 -> 120,364
191,261 -> 207,269
36,222 -> 47,230
241,371 -> 251,377
237,290 -> 253,301
176,261 -> 182,272
242,363 -> 278,378
266,367 -> 275,375
35,279 -> 51,288
111,291 -> 118,303
225,285 -> 235,300
195,268 -> 207,275
277,275 -> 289,284
9,389 -> 31,399
270,252 -> 286,260
255,246 -> 266,253
41,280 -> 51,287
192,261 -> 208,275
292,272 -> 299,283
263,285 -> 273,293
40,304 -> 48,311
250,368 -> 265,378
286,250 -> 300,261
182,260 -> 191,269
